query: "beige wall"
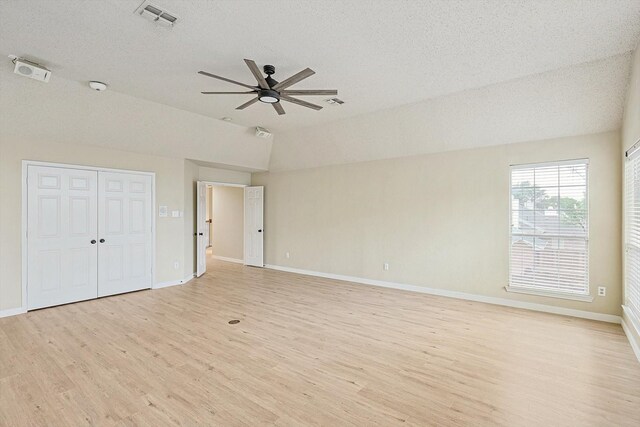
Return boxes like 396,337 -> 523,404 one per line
210,186 -> 244,261
0,140 -> 187,310
254,131 -> 622,315
622,43 -> 640,344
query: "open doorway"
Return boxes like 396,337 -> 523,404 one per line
205,184 -> 245,264
196,182 -> 263,276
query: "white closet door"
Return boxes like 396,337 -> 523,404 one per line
98,172 -> 153,297
196,181 -> 207,277
244,186 -> 264,267
27,166 -> 98,310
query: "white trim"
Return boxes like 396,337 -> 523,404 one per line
211,255 -> 244,264
265,264 -> 621,324
621,306 -> 640,363
154,280 -> 180,289
153,274 -> 195,290
21,160 -> 157,312
505,285 -> 594,302
201,180 -> 248,188
510,158 -> 589,169
0,307 -> 28,318
625,137 -> 640,160
622,305 -> 640,338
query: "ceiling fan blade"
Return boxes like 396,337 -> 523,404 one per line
244,59 -> 270,90
280,94 -> 322,110
272,68 -> 315,90
273,102 -> 285,115
236,97 -> 259,110
201,91 -> 256,94
282,89 -> 338,96
198,71 -> 256,90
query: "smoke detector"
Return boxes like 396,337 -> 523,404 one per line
135,2 -> 178,27
89,81 -> 108,92
9,55 -> 51,82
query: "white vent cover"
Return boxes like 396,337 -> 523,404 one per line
324,98 -> 344,105
135,1 -> 178,27
255,127 -> 272,138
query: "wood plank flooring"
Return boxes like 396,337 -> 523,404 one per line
1,258 -> 639,426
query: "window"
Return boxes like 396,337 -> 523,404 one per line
625,149 -> 640,324
509,160 -> 589,298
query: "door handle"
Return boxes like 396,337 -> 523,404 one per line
198,233 -> 204,236
258,229 -> 262,232
99,239 -> 105,243
91,240 -> 97,244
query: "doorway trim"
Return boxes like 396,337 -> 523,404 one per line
21,160 -> 157,313
197,181 -> 248,273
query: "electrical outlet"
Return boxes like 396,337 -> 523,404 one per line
174,261 -> 180,270
597,286 -> 606,297
285,251 -> 290,259
383,262 -> 389,271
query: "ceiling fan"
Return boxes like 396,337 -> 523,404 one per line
198,59 -> 337,116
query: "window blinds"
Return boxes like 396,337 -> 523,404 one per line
625,153 -> 640,318
510,160 -> 589,295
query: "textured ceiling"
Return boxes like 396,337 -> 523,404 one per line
270,54 -> 631,171
1,0 -> 639,133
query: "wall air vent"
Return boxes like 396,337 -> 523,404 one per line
135,1 -> 178,27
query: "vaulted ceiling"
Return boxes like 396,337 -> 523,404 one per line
1,0 -> 639,135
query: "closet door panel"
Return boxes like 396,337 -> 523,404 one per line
27,166 -> 98,309
98,172 -> 153,297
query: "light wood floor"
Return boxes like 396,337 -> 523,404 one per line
1,259 -> 639,426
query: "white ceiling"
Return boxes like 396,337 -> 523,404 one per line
1,0 -> 639,134
270,54 -> 631,171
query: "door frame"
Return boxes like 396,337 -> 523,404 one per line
21,160 -> 156,312
196,181 -> 248,274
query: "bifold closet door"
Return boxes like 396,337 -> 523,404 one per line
97,172 -> 153,297
27,166 -> 99,310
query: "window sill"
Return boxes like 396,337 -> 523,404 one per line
505,285 -> 594,302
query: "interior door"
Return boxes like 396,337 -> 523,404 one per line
98,171 -> 153,297
27,166 -> 98,309
244,186 -> 264,267
196,181 -> 207,277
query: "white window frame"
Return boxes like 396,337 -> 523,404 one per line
506,159 -> 593,302
624,141 -> 640,335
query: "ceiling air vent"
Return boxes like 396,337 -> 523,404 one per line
135,2 -> 178,27
324,98 -> 344,105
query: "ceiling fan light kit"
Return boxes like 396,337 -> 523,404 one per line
198,59 -> 338,115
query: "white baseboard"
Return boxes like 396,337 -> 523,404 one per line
621,306 -> 640,363
212,255 -> 244,264
153,273 -> 195,290
621,318 -> 640,363
0,306 -> 27,319
265,264 -> 622,324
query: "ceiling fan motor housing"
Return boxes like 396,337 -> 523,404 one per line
263,64 -> 276,75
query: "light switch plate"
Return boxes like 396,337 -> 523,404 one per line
159,205 -> 168,217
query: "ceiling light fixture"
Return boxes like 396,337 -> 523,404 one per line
258,89 -> 280,104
